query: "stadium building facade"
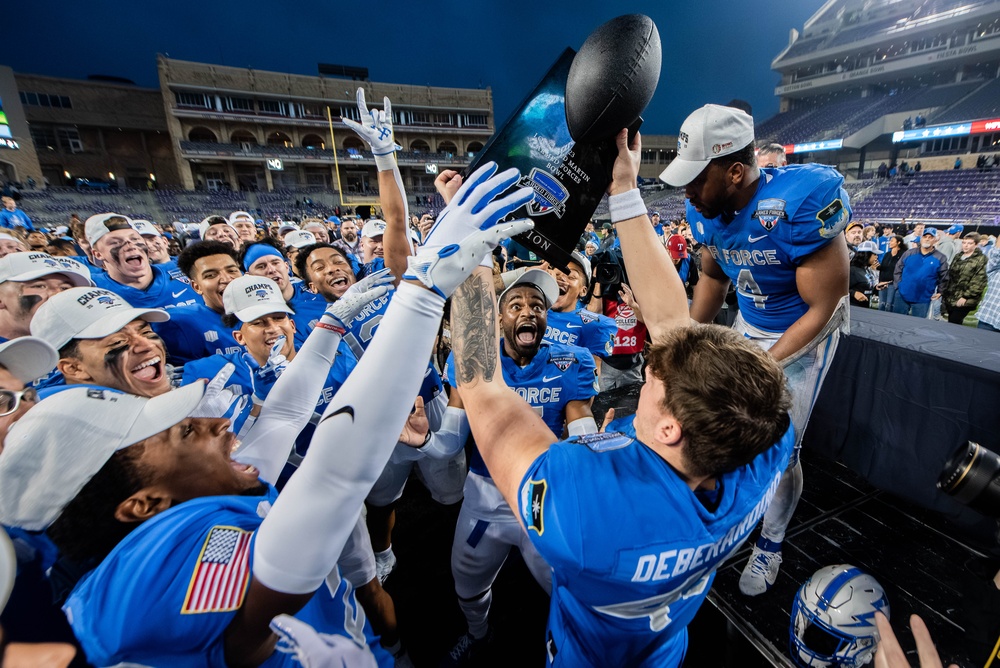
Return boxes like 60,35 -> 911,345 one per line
760,0 -> 1000,177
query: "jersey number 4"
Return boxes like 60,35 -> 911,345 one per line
736,269 -> 768,309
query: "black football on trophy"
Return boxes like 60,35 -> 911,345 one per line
565,14 -> 661,143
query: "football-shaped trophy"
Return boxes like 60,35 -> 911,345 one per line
469,14 -> 661,269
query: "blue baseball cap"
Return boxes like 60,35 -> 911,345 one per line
946,224 -> 964,235
922,227 -> 938,238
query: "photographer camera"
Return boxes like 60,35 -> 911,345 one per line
587,244 -> 648,390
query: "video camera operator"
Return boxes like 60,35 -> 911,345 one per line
586,244 -> 647,390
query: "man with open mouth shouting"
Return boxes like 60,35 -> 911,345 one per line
86,213 -> 198,310
440,268 -> 599,667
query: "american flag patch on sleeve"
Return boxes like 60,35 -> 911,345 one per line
181,526 -> 252,614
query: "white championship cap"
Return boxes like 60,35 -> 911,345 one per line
283,230 -> 316,249
85,213 -> 134,246
0,252 -> 92,287
0,337 -> 59,384
223,275 -> 294,323
229,211 -> 255,224
660,104 -> 755,187
499,268 -> 559,308
277,222 -> 300,235
0,383 -> 206,531
199,215 -> 237,241
361,219 -> 387,239
31,287 -> 169,351
130,220 -> 161,237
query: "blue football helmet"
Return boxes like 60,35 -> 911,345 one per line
789,564 -> 889,667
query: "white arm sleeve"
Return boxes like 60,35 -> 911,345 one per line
567,416 -> 598,436
252,283 -> 445,594
233,326 -> 343,485
393,406 -> 469,462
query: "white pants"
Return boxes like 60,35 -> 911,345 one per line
338,513 -> 377,587
450,471 -> 552,599
367,446 -> 468,506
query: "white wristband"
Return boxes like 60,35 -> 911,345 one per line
609,188 -> 646,224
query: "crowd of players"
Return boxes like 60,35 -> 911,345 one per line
0,93 -> 967,668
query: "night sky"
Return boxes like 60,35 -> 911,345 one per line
3,1 -> 825,134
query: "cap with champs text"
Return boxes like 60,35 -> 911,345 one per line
362,220 -> 387,239
30,287 -> 169,351
223,275 -> 294,323
283,230 -> 316,249
0,252 -> 91,287
0,383 -> 206,531
130,220 -> 161,237
660,104 -> 755,187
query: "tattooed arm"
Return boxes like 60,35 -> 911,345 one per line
451,266 -> 556,515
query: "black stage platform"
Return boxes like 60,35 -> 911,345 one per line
386,445 -> 997,667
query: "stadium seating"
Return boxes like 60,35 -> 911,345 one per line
931,78 -> 1000,124
850,169 -> 1000,222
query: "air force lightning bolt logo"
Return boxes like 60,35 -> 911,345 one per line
521,479 -> 547,535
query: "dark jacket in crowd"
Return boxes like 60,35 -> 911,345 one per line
943,248 -> 988,309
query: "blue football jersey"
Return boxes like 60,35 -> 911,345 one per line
64,488 -> 389,667
519,415 -> 795,666
93,263 -> 199,310
289,282 -> 327,347
182,344 -> 357,442
154,303 -> 243,366
544,309 -> 616,359
445,341 -> 598,478
688,163 -> 851,332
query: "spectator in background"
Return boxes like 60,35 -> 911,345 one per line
756,143 -> 788,168
47,237 -> 78,257
935,224 -> 963,264
954,157 -> 962,170
976,240 -> 1000,332
903,222 -> 925,246
199,215 -> 241,251
876,235 -> 907,311
849,240 -> 880,307
845,221 -> 864,255
877,162 -> 888,179
303,219 -> 331,245
25,231 -> 49,252
893,228 -> 948,318
228,211 -> 259,244
333,218 -> 361,257
667,233 -> 694,289
0,197 -> 34,232
942,233 -> 987,325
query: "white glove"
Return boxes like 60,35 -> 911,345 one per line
341,88 -> 399,171
341,267 -> 394,300
321,281 -> 393,332
405,219 -> 535,298
421,162 -> 533,266
271,614 -> 378,668
249,336 -> 288,404
190,363 -> 244,418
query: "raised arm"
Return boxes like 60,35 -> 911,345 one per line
342,88 -> 410,285
606,129 -> 691,341
224,164 -> 532,667
234,270 -> 395,482
451,266 -> 556,516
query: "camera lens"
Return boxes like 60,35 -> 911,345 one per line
937,442 -> 1000,518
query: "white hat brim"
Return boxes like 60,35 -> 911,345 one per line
660,158 -> 710,188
